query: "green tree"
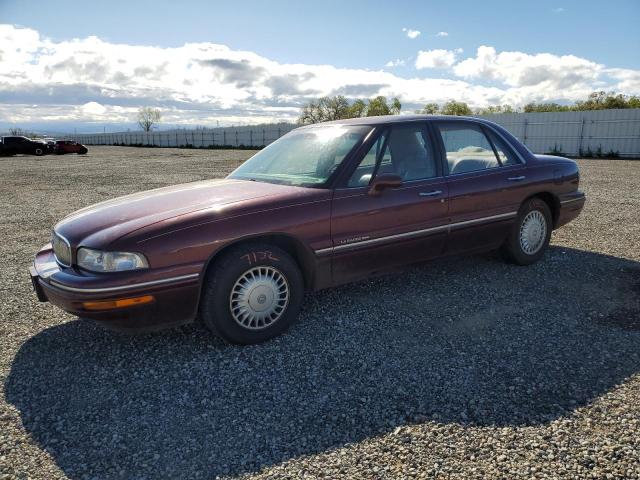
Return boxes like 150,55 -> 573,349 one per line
348,99 -> 367,118
323,95 -> 351,120
523,102 -> 570,113
365,96 -> 402,116
390,97 -> 402,115
298,95 -> 402,124
475,104 -> 517,115
440,100 -> 472,116
417,103 -> 440,114
574,91 -> 640,110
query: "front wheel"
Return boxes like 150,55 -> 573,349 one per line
34,148 -> 44,156
199,244 -> 304,344
502,198 -> 552,266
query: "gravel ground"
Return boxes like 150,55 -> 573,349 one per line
1,146 -> 639,479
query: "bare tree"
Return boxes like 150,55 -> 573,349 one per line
137,107 -> 161,132
298,96 -> 352,124
9,127 -> 24,135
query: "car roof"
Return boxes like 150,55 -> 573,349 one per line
307,114 -> 498,128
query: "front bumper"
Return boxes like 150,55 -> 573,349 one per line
556,191 -> 586,228
30,245 -> 203,332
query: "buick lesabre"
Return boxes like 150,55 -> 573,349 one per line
30,116 -> 585,344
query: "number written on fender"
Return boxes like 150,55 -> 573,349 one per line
241,251 -> 280,265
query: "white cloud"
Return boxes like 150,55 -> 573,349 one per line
415,49 -> 460,69
402,28 -> 421,39
453,46 -> 602,90
606,68 -> 640,93
552,7 -> 566,13
385,58 -> 406,68
80,101 -> 107,116
436,31 -> 449,37
0,24 -> 638,130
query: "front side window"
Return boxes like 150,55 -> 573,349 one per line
348,124 -> 437,187
229,125 -> 371,187
348,131 -> 387,187
436,123 -> 500,174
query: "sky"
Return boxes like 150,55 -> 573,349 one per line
1,0 -> 639,132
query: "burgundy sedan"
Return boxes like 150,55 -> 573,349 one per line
30,116 -> 585,344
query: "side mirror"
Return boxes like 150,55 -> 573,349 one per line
368,174 -> 402,196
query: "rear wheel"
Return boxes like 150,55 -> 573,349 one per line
199,243 -> 304,344
502,197 -> 552,266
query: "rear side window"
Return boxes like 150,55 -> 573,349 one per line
485,129 -> 520,166
435,123 -> 499,174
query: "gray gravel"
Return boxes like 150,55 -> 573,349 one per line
1,147 -> 639,479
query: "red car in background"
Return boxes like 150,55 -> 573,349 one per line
55,140 -> 88,155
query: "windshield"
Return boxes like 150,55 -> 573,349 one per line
228,125 -> 371,187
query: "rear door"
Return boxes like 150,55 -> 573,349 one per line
432,120 -> 529,254
328,122 -> 449,283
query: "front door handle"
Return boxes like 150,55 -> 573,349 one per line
419,190 -> 443,197
507,175 -> 526,181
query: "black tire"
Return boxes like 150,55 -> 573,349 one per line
78,148 -> 88,154
199,243 -> 304,344
34,148 -> 44,156
502,197 -> 552,266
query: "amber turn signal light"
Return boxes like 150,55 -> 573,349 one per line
82,295 -> 154,311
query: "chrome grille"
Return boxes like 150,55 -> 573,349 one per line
52,231 -> 71,267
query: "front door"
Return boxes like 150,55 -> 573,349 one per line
329,123 -> 449,284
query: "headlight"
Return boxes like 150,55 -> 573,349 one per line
77,248 -> 149,272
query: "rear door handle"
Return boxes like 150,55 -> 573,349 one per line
419,190 -> 443,197
507,176 -> 526,181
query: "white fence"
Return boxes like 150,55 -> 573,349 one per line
68,109 -> 640,158
72,123 -> 296,149
475,108 -> 640,158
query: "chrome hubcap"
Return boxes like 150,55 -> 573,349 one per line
519,210 -> 547,255
229,266 -> 289,330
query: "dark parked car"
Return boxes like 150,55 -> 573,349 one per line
44,138 -> 57,153
30,115 -> 585,344
0,136 -> 49,156
55,140 -> 88,155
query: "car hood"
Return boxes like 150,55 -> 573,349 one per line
54,179 -> 316,248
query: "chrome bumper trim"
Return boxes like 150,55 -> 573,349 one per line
560,196 -> 586,205
46,273 -> 199,294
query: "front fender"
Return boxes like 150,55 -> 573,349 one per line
110,196 -> 333,272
